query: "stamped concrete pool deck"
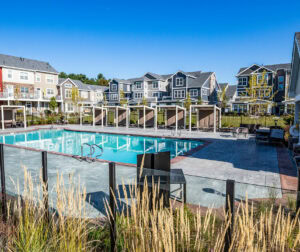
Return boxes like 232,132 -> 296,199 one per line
0,125 -> 297,216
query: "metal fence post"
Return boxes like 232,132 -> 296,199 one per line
42,151 -> 49,222
224,179 -> 235,252
109,162 -> 116,252
296,167 -> 300,212
0,144 -> 7,222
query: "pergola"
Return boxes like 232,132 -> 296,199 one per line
128,105 -> 156,129
1,105 -> 27,130
157,105 -> 186,133
92,106 -> 108,127
189,105 -> 221,133
103,105 -> 129,128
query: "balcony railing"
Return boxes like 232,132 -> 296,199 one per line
0,92 -> 62,101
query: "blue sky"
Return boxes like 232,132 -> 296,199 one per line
0,0 -> 299,84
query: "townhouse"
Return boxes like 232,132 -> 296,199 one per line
234,63 -> 291,114
107,70 -> 220,106
218,83 -> 237,112
0,53 -> 107,114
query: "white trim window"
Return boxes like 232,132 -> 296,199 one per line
46,88 -> 54,96
152,81 -> 159,89
20,72 -> 28,80
66,103 -> 74,112
134,92 -> 143,99
65,89 -> 72,98
64,83 -> 73,88
7,70 -> 12,79
174,90 -> 185,98
111,94 -> 118,100
135,82 -> 142,89
35,74 -> 41,83
152,92 -> 160,98
257,74 -> 268,84
111,84 -> 117,91
202,89 -> 208,96
278,76 -> 284,91
238,77 -> 247,86
21,86 -> 29,93
176,77 -> 184,86
189,89 -> 198,97
46,75 -> 54,84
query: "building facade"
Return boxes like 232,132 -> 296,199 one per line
107,70 -> 220,106
0,54 -> 107,114
234,63 -> 291,115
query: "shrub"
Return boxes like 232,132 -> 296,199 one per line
44,110 -> 52,116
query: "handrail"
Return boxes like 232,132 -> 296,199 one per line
91,144 -> 104,159
74,143 -> 104,162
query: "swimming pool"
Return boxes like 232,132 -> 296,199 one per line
0,129 -> 203,164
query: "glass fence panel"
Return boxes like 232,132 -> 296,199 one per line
3,145 -> 42,200
47,153 -> 109,218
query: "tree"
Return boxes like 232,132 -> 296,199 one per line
71,87 -> 80,111
242,70 -> 277,115
120,90 -> 128,106
49,96 -> 58,113
197,96 -> 202,105
142,96 -> 147,106
184,93 -> 192,111
219,87 -> 228,110
59,72 -> 68,78
103,94 -> 108,105
58,72 -> 109,86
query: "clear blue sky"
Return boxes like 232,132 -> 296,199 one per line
0,0 -> 299,84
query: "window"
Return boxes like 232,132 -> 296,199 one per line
21,87 -> 29,93
46,88 -> 54,96
189,89 -> 198,97
66,103 -> 74,112
111,84 -> 117,91
237,91 -> 247,97
174,90 -> 185,98
152,81 -> 159,89
238,77 -> 247,86
20,72 -> 28,80
176,78 -> 184,86
202,89 -> 208,96
46,75 -> 54,84
136,82 -> 142,89
153,92 -> 160,97
7,70 -> 12,79
65,89 -> 72,98
134,92 -> 143,99
36,74 -> 41,82
65,83 -> 73,88
278,76 -> 284,91
257,74 -> 268,84
111,94 -> 118,100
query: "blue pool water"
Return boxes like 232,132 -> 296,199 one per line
0,129 -> 203,164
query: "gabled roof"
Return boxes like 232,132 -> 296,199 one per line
144,72 -> 163,80
112,78 -> 131,84
237,63 -> 291,76
0,53 -> 58,73
187,72 -> 213,88
219,83 -> 229,91
58,78 -> 107,92
226,85 -> 237,98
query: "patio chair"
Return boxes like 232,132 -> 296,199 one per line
269,128 -> 285,144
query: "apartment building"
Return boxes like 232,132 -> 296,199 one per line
107,70 -> 220,106
234,63 -> 291,114
0,53 -> 61,113
0,53 -> 107,114
58,78 -> 106,113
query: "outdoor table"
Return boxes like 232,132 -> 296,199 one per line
138,168 -> 186,203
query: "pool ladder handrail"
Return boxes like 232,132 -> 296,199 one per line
75,143 -> 104,162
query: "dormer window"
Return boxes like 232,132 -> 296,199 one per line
176,78 -> 184,86
111,84 -> 117,91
